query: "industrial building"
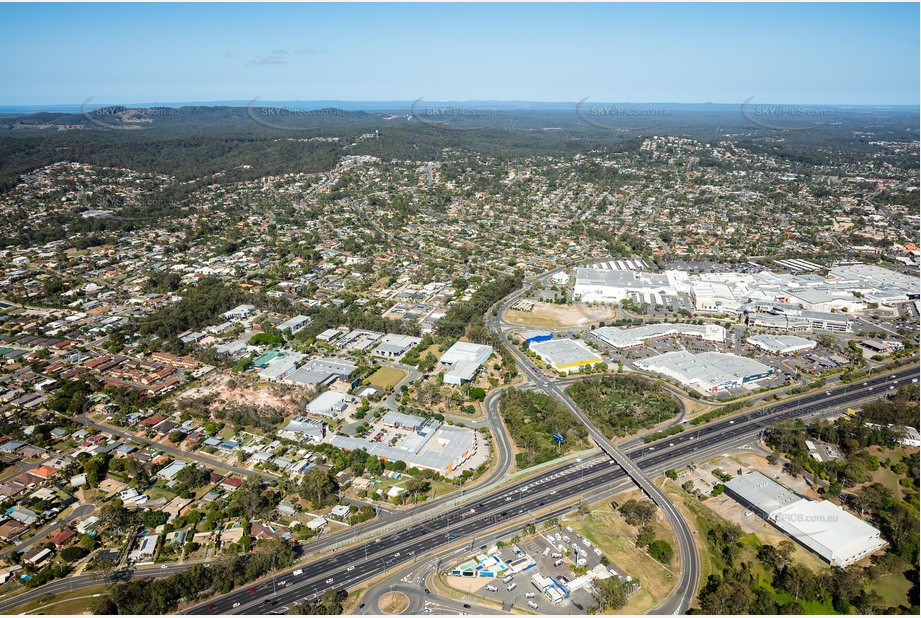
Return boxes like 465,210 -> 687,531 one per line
305,391 -> 356,419
257,354 -> 358,388
635,351 -> 774,394
593,323 -> 726,349
530,338 -> 603,373
283,357 -> 357,388
372,334 -> 422,359
257,351 -> 304,381
440,341 -> 493,385
276,314 -> 312,334
329,412 -> 478,475
381,410 -> 425,430
746,334 -> 817,355
725,473 -> 887,567
279,417 -> 326,443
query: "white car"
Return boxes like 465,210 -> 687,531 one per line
233,602 -> 241,608
347,566 -> 355,572
325,578 -> 334,584
394,552 -> 400,557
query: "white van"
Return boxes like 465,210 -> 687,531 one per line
485,585 -> 498,592
524,592 -> 536,599
293,569 -> 303,576
502,575 -> 514,583
528,601 -> 539,609
542,547 -> 550,556
553,559 -> 563,567
507,583 -> 517,592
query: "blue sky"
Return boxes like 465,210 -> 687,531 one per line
1,2 -> 918,106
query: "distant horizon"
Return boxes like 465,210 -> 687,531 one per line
3,99 -> 919,115
1,3 -> 917,106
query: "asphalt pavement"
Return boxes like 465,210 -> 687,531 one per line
180,367 -> 915,615
1,503 -> 96,558
75,415 -> 274,481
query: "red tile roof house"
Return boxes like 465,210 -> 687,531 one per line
84,356 -> 112,369
50,529 -> 76,547
30,466 -> 58,480
139,415 -> 166,428
220,477 -> 243,491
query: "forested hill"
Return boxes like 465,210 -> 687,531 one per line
0,104 -> 917,192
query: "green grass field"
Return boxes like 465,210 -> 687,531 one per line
874,569 -> 912,608
367,366 -> 407,389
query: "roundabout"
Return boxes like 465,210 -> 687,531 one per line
378,591 -> 411,614
362,583 -> 427,615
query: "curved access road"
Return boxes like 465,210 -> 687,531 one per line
487,269 -> 700,614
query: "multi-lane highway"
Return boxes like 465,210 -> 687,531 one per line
487,273 -> 699,614
183,367 -> 915,615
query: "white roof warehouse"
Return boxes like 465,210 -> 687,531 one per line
725,473 -> 887,567
440,341 -> 493,385
746,334 -> 816,355
329,416 -> 478,475
635,350 -> 774,394
593,323 -> 726,349
530,338 -> 603,373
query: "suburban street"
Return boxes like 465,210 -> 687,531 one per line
178,366 -> 916,615
0,504 -> 96,559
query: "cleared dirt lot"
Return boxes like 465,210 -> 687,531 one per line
174,371 -> 304,416
506,302 -> 618,328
